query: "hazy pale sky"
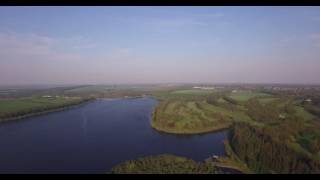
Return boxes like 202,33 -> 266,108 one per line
0,6 -> 320,85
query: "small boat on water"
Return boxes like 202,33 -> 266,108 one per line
212,155 -> 219,159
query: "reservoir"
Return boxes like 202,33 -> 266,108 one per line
0,97 -> 228,173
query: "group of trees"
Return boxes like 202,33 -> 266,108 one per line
224,91 -> 320,174
244,99 -> 281,124
244,98 -> 299,125
206,93 -> 226,106
111,154 -> 222,174
206,93 -> 238,106
297,120 -> 320,154
298,93 -> 320,118
206,94 -> 239,113
229,123 -> 320,173
304,104 -> 320,117
222,96 -> 238,105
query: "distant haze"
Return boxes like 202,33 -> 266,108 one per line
0,6 -> 320,85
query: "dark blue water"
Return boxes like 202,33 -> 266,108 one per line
0,97 -> 228,173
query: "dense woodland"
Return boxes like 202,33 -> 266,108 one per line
230,91 -> 320,173
228,94 -> 320,173
110,154 -> 223,174
229,122 -> 320,173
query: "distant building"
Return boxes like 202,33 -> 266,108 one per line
192,86 -> 215,90
305,99 -> 312,102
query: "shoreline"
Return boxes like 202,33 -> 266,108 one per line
150,121 -> 231,135
0,99 -> 94,124
96,95 -> 152,100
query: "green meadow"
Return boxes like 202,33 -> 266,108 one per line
229,91 -> 271,102
171,89 -> 215,96
0,96 -> 89,121
151,89 -> 265,134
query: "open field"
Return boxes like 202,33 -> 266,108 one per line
229,91 -> 272,102
171,89 -> 215,96
257,97 -> 278,104
151,88 -> 275,134
295,106 -> 316,122
64,85 -> 113,94
151,98 -> 262,134
152,99 -> 233,134
0,96 -> 91,122
0,96 -> 80,114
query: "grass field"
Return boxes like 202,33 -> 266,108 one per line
229,91 -> 271,102
151,89 -> 270,134
152,88 -> 318,135
171,89 -> 215,96
295,106 -> 316,122
152,99 -> 233,134
0,96 -> 87,121
65,85 -> 112,94
258,97 -> 278,104
151,96 -> 260,134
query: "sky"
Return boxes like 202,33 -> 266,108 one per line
0,6 -> 320,85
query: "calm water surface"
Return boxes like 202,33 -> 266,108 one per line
0,97 -> 228,173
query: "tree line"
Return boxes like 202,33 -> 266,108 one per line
0,98 -> 93,121
229,122 -> 320,173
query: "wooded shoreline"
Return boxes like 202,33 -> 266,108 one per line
0,98 -> 94,124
